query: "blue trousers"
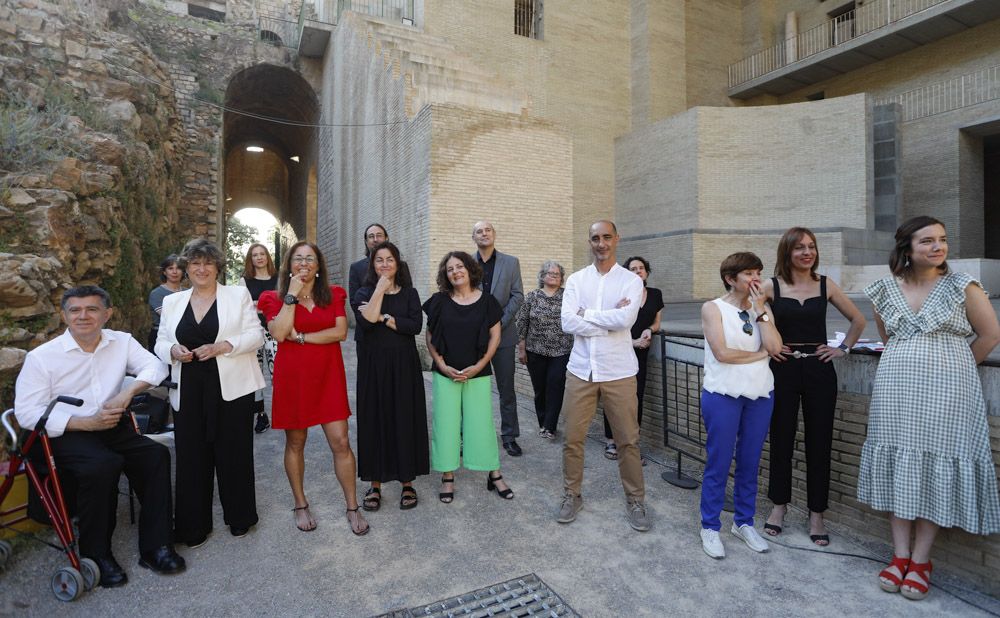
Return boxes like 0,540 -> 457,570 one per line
699,389 -> 774,531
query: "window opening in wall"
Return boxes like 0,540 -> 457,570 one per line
828,1 -> 856,45
806,91 -> 825,101
188,3 -> 225,22
515,0 -> 543,40
260,30 -> 283,46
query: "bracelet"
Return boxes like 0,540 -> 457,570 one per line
296,332 -> 305,345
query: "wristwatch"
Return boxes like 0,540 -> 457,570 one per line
283,294 -> 299,305
381,314 -> 391,325
838,343 -> 850,354
755,312 -> 770,323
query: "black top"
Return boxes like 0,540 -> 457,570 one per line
770,276 -> 828,345
422,291 -> 503,376
631,287 -> 664,340
243,275 -> 278,302
176,300 -> 219,350
355,287 -> 423,346
478,252 -> 497,296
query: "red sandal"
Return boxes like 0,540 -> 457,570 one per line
900,560 -> 932,601
878,556 -> 910,593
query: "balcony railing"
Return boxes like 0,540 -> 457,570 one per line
729,0 -> 949,89
875,63 -> 1000,121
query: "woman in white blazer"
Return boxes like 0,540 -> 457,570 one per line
155,238 -> 264,547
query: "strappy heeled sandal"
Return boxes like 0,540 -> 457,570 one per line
486,472 -> 514,500
900,560 -> 932,601
345,507 -> 370,536
439,475 -> 455,504
878,555 -> 911,593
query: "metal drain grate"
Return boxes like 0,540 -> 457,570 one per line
376,573 -> 579,618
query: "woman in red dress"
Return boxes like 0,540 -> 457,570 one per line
258,241 -> 369,536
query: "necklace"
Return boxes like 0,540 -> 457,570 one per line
299,294 -> 312,300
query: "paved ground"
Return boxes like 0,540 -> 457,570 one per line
1,334 -> 998,616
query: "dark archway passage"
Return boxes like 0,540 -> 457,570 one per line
223,64 -> 319,243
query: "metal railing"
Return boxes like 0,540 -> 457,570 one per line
729,0 -> 948,89
657,334 -> 708,489
875,63 -> 1000,122
257,14 -> 302,49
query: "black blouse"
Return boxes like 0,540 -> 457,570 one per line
355,287 -> 423,348
243,276 -> 278,302
422,291 -> 503,376
631,287 -> 664,340
770,276 -> 829,344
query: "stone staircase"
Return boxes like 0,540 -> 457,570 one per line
342,11 -> 531,118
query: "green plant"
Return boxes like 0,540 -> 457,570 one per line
225,216 -> 258,284
0,94 -> 76,173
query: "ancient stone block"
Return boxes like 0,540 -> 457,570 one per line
49,158 -> 82,192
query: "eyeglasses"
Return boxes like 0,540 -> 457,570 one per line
738,310 -> 754,336
291,256 -> 317,264
544,271 -> 561,277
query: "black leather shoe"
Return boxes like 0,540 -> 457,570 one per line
138,545 -> 186,575
92,555 -> 128,588
503,440 -> 523,457
230,525 -> 251,537
184,534 -> 208,549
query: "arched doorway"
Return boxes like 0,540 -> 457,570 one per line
222,64 -> 319,255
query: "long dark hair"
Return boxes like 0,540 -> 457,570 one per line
242,243 -> 276,279
435,251 -> 483,294
365,241 -> 413,288
774,227 -> 819,282
890,215 -> 949,280
363,223 -> 388,257
276,241 -> 333,307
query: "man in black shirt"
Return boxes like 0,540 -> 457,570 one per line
473,220 -> 525,456
349,223 -> 389,325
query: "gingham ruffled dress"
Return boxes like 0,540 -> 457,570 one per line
860,272 -> 1000,534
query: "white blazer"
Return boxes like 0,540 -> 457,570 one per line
154,284 -> 265,411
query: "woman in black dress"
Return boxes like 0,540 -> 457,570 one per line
238,243 -> 278,434
354,242 -> 429,511
604,256 -> 663,464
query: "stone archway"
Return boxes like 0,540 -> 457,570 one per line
222,64 -> 319,242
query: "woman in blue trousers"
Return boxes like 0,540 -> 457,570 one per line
698,252 -> 782,559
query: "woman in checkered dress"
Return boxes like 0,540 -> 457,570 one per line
861,216 -> 1000,601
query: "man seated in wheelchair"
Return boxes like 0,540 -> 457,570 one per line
14,285 -> 186,587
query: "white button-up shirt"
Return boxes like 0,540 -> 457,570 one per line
561,263 -> 643,382
14,329 -> 168,438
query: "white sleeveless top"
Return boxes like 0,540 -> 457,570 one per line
703,298 -> 773,400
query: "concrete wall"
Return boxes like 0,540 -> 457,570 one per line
743,19 -> 1000,258
616,94 -> 871,300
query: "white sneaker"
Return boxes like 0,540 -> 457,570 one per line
731,523 -> 770,553
700,528 -> 725,559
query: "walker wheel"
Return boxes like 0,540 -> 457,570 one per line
0,539 -> 11,567
79,557 -> 100,591
51,566 -> 84,602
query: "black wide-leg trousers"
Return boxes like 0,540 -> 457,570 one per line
766,357 -> 838,513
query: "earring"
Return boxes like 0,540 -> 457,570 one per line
315,273 -> 319,278
904,256 -> 910,268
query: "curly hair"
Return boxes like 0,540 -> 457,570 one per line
435,251 -> 483,294
181,238 -> 225,274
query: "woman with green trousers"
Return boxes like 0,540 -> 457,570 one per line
423,251 -> 514,503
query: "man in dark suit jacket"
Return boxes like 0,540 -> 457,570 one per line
473,220 -> 525,456
348,223 -> 389,342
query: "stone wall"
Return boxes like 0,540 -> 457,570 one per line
0,0 -> 190,408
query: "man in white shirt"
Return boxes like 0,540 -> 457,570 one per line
14,286 -> 185,588
557,220 -> 650,531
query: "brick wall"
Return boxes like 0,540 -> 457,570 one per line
558,341 -> 1000,596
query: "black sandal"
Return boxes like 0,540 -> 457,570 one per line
400,486 -> 418,510
439,475 -> 455,504
292,504 -> 316,532
362,486 -> 381,512
345,507 -> 370,536
487,472 -> 514,500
